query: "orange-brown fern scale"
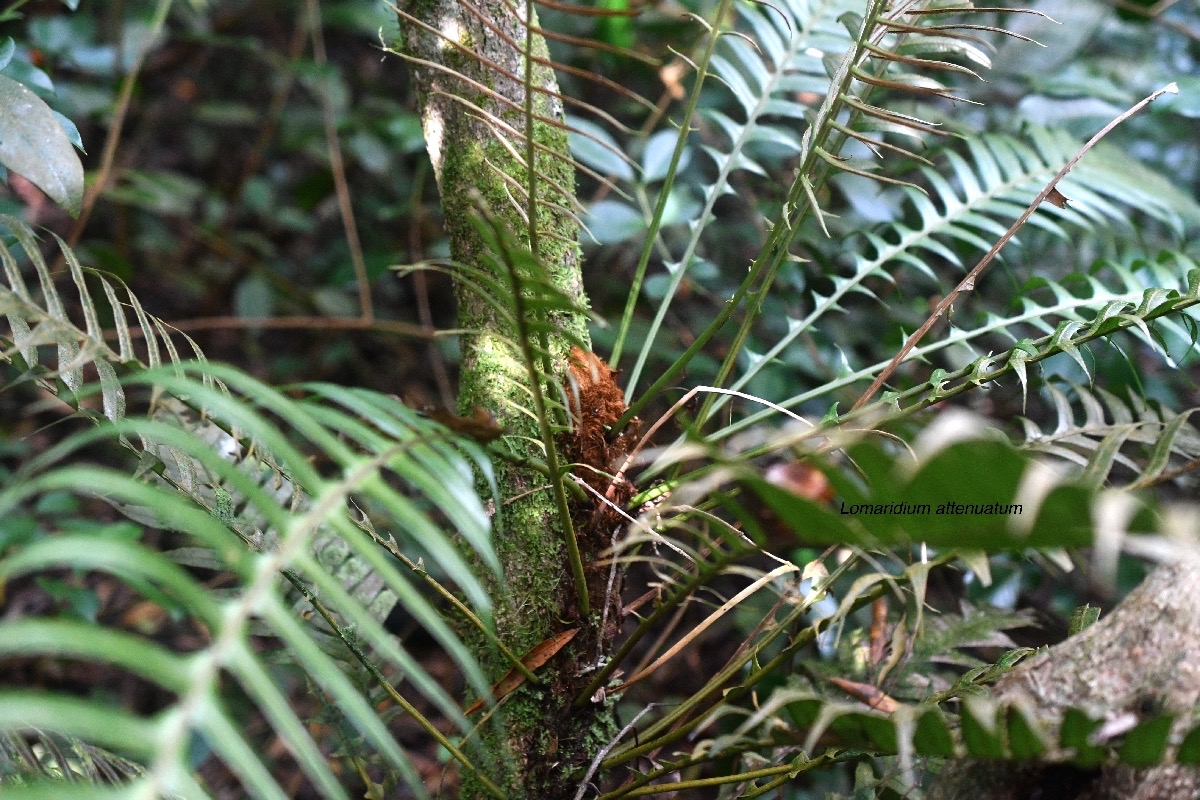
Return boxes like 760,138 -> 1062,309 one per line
563,346 -> 640,537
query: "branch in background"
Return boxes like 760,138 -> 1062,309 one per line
106,314 -> 443,340
928,559 -> 1200,800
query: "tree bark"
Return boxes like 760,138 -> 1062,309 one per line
399,3 -> 617,796
928,558 -> 1200,800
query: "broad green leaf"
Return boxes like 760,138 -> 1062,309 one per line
1005,704 -> 1049,759
1060,707 -> 1106,768
742,437 -> 1121,550
0,74 -> 83,216
914,707 -> 956,757
1178,724 -> 1200,764
960,698 -> 1004,758
1117,715 -> 1173,768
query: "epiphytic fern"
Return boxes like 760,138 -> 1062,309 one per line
612,1 -> 1052,426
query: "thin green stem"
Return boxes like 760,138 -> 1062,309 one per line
575,536 -> 749,703
592,741 -> 803,800
489,216 -> 591,616
610,756 -> 820,798
738,752 -> 842,798
614,277 -> 751,430
844,290 -> 1200,427
603,570 -> 883,769
519,1 -> 568,434
611,0 -> 734,373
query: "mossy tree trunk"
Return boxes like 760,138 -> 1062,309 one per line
399,2 -> 617,796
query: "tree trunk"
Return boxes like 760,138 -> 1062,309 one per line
928,558 -> 1200,800
399,3 -> 618,796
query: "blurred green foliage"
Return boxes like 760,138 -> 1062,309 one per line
4,0 -> 449,393
8,0 -> 1195,416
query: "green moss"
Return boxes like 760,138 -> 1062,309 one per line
403,3 -> 608,796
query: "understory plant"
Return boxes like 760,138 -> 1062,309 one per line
1,1 -> 1199,799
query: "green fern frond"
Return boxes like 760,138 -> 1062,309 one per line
697,129 -> 1200,428
619,1 -> 1040,426
0,731 -> 145,787
865,255 -> 1200,417
712,252 -> 1200,440
0,365 -> 503,798
134,364 -> 498,669
1,220 -> 510,794
0,216 -> 204,421
396,211 -> 598,481
614,0 -> 864,386
0,217 -> 443,641
903,602 -> 1035,674
1018,381 -> 1200,490
934,127 -> 1200,245
718,685 -> 1200,769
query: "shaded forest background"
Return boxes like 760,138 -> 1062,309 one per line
3,0 -> 1197,414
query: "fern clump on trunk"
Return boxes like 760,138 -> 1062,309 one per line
398,1 -> 620,794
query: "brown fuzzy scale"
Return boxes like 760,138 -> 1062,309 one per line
562,347 -> 640,536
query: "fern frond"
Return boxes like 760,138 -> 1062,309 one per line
618,1 -> 1041,426
697,129 -> 1200,426
0,366 -> 502,798
0,731 -> 145,786
0,216 -> 203,420
0,217 -> 421,636
1018,381 -> 1200,490
1,219 -> 510,794
615,0 -> 864,386
705,687 -> 1200,769
709,251 -> 1200,442
396,212 -> 597,433
861,256 -> 1200,418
